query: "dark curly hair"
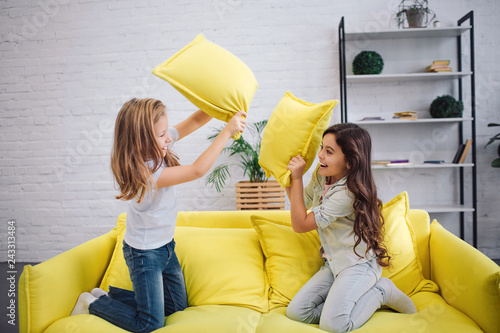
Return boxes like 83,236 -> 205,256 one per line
323,123 -> 390,267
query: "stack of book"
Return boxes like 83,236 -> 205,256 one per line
393,111 -> 418,120
426,60 -> 452,72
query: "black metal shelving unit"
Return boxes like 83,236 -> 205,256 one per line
338,11 -> 477,247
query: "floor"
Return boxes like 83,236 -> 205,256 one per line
2,259 -> 500,333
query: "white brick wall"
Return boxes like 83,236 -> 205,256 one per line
1,0 -> 499,262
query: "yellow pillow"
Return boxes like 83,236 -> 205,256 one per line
174,226 -> 268,312
250,215 -> 324,309
99,213 -> 131,291
259,92 -> 338,187
100,214 -> 268,313
152,34 -> 258,139
381,192 -> 439,296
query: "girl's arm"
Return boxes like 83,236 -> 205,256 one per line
156,111 -> 247,188
174,110 -> 213,140
286,155 -> 317,233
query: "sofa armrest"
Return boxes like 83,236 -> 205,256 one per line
429,220 -> 500,333
19,230 -> 117,333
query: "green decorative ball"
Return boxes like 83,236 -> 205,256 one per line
430,95 -> 464,118
352,51 -> 384,75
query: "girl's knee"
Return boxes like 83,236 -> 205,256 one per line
319,314 -> 353,333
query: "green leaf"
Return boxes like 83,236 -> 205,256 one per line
484,133 -> 500,148
487,123 -> 500,127
205,164 -> 230,192
492,158 -> 500,168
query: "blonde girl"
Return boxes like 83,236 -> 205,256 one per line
71,98 -> 246,333
285,123 -> 416,333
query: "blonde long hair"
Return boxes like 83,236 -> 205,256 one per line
111,98 -> 180,203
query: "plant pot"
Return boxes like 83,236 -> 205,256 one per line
235,180 -> 285,210
406,9 -> 426,28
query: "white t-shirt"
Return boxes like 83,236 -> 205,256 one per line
124,128 -> 179,250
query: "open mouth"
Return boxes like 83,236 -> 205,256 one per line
320,163 -> 328,168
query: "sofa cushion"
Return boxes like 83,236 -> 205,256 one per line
99,213 -> 131,291
99,214 -> 268,313
152,33 -> 258,140
175,226 -> 268,312
250,215 -> 324,310
258,91 -> 338,188
381,192 -> 438,296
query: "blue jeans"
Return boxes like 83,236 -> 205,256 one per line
89,240 -> 188,333
286,258 -> 384,333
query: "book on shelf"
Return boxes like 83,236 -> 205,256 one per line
386,160 -> 412,166
393,111 -> 418,120
452,139 -> 473,164
386,162 -> 413,166
424,160 -> 445,164
372,160 -> 391,165
458,139 -> 473,164
360,116 -> 385,121
426,60 -> 452,72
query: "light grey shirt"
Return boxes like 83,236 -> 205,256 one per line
304,165 -> 375,276
124,127 -> 179,250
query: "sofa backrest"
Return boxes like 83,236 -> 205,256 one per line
177,210 -> 290,228
177,209 -> 432,280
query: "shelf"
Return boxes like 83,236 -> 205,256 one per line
345,26 -> 471,41
372,163 -> 473,169
411,204 -> 475,213
355,117 -> 473,125
339,12 -> 477,246
346,72 -> 473,83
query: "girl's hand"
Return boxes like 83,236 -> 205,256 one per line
224,111 -> 247,137
287,155 -> 306,180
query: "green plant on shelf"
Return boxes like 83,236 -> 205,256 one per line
395,0 -> 436,28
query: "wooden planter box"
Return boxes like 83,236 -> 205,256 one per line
235,180 -> 285,210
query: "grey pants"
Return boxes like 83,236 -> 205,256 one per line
286,258 -> 384,333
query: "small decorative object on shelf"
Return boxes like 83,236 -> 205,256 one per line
395,0 -> 436,29
484,123 -> 500,168
352,51 -> 384,75
430,95 -> 464,118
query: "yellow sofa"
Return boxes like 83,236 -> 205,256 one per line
19,208 -> 500,333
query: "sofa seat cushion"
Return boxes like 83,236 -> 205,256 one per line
258,292 -> 482,333
99,214 -> 268,313
164,305 -> 262,332
258,307 -> 322,332
352,292 -> 483,332
45,305 -> 263,333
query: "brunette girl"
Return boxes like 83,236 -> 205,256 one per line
285,123 -> 416,333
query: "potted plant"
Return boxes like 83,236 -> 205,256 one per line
430,95 -> 463,118
484,123 -> 500,168
206,120 -> 285,210
396,0 -> 436,28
